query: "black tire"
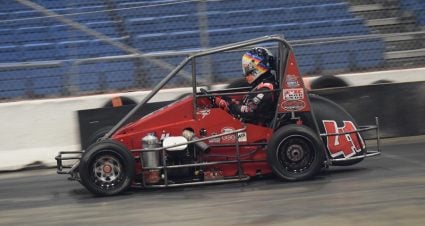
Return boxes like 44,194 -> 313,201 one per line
310,75 -> 348,89
85,126 -> 113,149
268,124 -> 325,181
79,139 -> 136,196
102,96 -> 136,108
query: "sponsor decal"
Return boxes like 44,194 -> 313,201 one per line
323,120 -> 366,158
283,88 -> 304,101
208,132 -> 221,144
237,132 -> 247,142
221,127 -> 236,143
281,100 -> 306,111
285,74 -> 300,88
196,109 -> 210,119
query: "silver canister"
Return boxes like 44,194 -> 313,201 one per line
141,133 -> 160,168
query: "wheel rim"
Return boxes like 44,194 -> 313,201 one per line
276,135 -> 316,174
91,153 -> 125,191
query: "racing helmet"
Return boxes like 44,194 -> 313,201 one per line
241,47 -> 275,84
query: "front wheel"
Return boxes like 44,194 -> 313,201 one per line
268,125 -> 325,181
79,140 -> 135,196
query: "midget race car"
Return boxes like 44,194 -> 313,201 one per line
56,35 -> 381,196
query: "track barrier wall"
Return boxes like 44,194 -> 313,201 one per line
0,70 -> 424,171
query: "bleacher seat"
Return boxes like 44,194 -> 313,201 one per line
23,42 -> 57,61
16,26 -> 51,44
76,60 -> 134,91
0,45 -> 21,63
90,37 -> 127,57
0,79 -> 27,99
57,40 -> 92,59
170,30 -> 200,51
86,21 -> 120,38
208,28 -> 239,47
70,6 -> 111,22
400,0 -> 425,25
134,33 -> 169,52
0,29 -> 16,45
26,66 -> 64,95
101,61 -> 134,89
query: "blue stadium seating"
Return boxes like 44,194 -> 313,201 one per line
0,0 -> 386,100
400,0 -> 425,25
0,45 -> 21,63
57,40 -> 92,59
16,26 -> 51,44
23,42 -> 57,61
90,37 -> 127,57
75,60 -> 135,91
0,29 -> 16,45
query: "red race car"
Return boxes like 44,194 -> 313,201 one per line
56,36 -> 381,196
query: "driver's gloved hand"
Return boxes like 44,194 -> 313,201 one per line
214,97 -> 229,111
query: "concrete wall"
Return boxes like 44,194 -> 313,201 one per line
0,88 -> 193,171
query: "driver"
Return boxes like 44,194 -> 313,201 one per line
215,47 -> 279,125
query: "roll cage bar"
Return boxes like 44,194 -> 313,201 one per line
102,35 -> 291,139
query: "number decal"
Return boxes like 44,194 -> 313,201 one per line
323,120 -> 365,158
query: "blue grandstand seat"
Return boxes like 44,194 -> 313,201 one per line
0,29 -> 16,45
333,18 -> 369,36
238,25 -> 269,41
125,17 -> 157,35
16,26 -> 51,44
75,60 -> 134,91
286,5 -> 321,23
90,37 -> 127,57
208,28 -> 239,47
23,42 -> 57,61
207,0 -> 342,11
73,62 -> 102,92
0,45 -> 21,63
268,23 -> 301,40
101,61 -> 135,89
0,12 -> 9,20
117,1 -> 197,19
32,0 -> 68,9
24,66 -> 64,95
57,40 -> 92,59
318,3 -> 351,20
0,79 -> 27,98
169,30 -> 200,51
86,21 -> 120,38
400,0 -> 425,25
144,55 -> 193,87
210,50 -> 243,81
353,39 -> 385,68
299,20 -> 334,39
8,9 -> 61,28
134,33 -> 169,52
49,25 -> 91,41
126,14 -> 198,36
70,6 -> 111,22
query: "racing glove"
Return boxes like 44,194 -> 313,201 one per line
214,96 -> 229,111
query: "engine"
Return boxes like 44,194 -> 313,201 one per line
141,130 -> 209,184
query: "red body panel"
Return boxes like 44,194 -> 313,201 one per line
112,96 -> 274,177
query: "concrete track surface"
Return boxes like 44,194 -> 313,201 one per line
0,137 -> 424,226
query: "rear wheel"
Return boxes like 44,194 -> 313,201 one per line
268,125 -> 325,181
79,140 -> 135,196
